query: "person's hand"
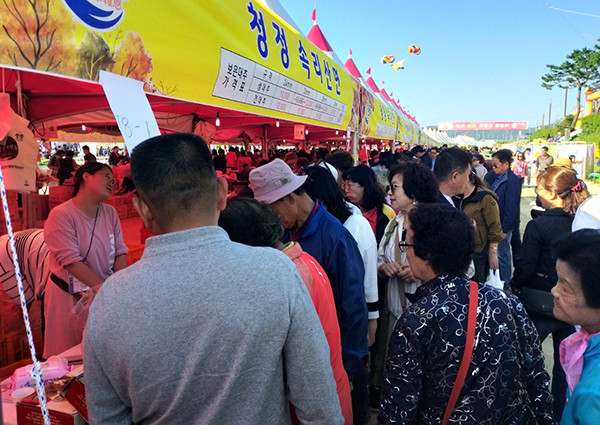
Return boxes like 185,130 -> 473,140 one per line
398,263 -> 417,282
367,319 -> 378,347
378,261 -> 405,277
488,248 -> 499,270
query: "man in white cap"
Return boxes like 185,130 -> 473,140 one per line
250,159 -> 370,422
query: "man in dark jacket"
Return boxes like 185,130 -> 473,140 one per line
250,159 -> 370,423
433,147 -> 472,208
109,146 -> 121,166
490,149 -> 521,286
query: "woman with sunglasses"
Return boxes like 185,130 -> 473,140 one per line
377,162 -> 438,330
513,151 -> 528,185
43,162 -> 128,357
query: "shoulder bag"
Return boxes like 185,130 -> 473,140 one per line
442,280 -> 478,425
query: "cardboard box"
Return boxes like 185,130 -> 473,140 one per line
62,367 -> 88,423
16,373 -> 86,425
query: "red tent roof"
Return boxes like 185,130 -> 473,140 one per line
344,48 -> 362,79
306,10 -> 334,52
365,68 -> 379,93
380,81 -> 391,101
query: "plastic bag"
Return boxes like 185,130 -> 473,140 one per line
485,268 -> 504,290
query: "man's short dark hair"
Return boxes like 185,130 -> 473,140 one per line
325,150 -> 354,173
131,133 -> 217,225
433,147 -> 471,181
82,145 -> 90,152
492,149 -> 513,166
554,229 -> 600,309
408,203 -> 474,276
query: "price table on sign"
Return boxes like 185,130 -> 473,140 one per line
374,123 -> 396,139
213,49 -> 346,126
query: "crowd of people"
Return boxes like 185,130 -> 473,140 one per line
5,135 -> 600,424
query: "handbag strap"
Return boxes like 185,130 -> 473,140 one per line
394,226 -> 408,310
442,280 -> 478,425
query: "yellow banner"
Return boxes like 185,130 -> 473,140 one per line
399,117 -> 415,144
356,87 -> 397,141
0,0 -> 356,129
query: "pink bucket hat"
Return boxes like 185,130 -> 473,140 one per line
249,158 -> 307,204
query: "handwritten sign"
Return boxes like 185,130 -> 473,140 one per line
99,71 -> 160,154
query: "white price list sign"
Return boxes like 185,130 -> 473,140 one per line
99,70 -> 161,154
212,48 -> 346,126
374,122 -> 396,138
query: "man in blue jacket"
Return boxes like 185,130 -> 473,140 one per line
490,149 -> 521,286
251,158 -> 370,423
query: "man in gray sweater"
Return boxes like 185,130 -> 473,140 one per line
83,133 -> 343,425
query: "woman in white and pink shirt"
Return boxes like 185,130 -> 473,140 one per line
43,162 -> 128,357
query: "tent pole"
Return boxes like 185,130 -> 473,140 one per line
262,124 -> 269,160
351,132 -> 359,165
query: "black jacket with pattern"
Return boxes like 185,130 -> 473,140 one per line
379,274 -> 553,425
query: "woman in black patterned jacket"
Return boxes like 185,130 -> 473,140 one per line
378,203 -> 553,425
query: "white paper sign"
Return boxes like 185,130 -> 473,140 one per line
99,71 -> 160,154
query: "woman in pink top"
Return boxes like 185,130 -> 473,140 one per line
512,151 -> 528,184
219,197 -> 352,425
43,162 -> 128,357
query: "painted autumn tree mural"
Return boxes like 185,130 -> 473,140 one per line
1,1 -> 167,94
0,0 -> 76,74
114,32 -> 152,79
77,32 -> 114,80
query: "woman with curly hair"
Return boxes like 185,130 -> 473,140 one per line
510,165 -> 590,422
378,162 -> 439,325
379,203 -> 552,424
372,162 -> 438,405
342,165 -> 395,244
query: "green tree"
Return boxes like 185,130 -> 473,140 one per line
542,42 -> 600,134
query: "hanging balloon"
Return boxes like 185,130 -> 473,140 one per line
380,55 -> 395,64
408,45 -> 421,55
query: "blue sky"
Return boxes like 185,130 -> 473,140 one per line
278,0 -> 600,129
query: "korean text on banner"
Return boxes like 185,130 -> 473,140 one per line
99,71 -> 160,154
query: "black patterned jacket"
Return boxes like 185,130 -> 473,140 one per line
379,275 -> 553,425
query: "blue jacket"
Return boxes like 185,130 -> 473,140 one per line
285,202 -> 368,380
491,169 -> 521,232
561,333 -> 600,425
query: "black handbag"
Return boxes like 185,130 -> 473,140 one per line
519,286 -> 555,319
